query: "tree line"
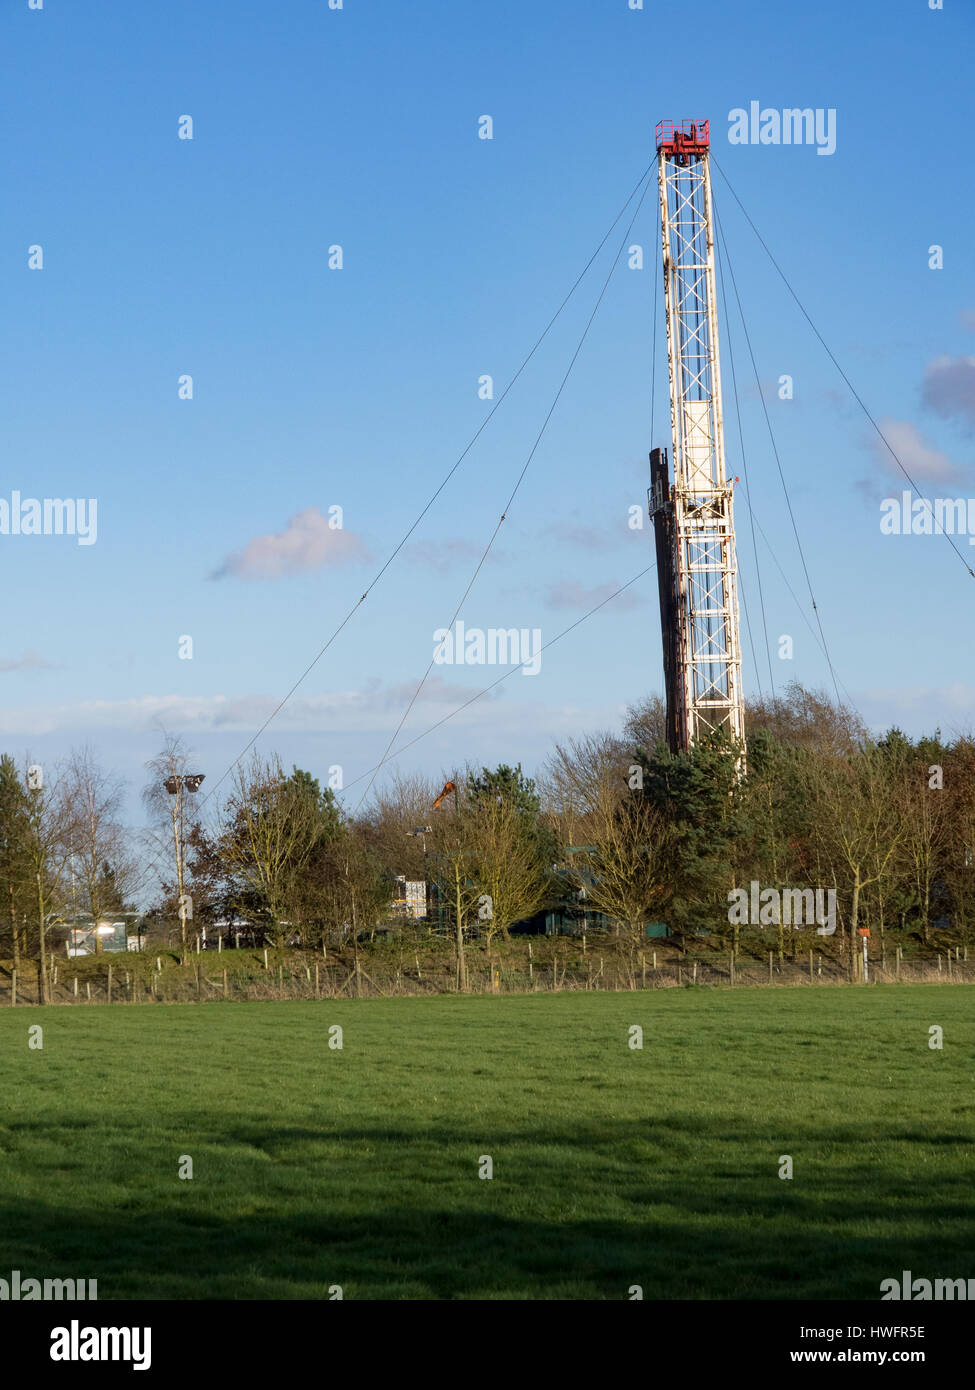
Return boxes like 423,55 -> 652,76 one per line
1,683 -> 972,983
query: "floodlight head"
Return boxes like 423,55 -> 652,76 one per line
164,773 -> 204,794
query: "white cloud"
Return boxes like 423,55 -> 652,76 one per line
545,579 -> 644,612
0,678 -> 504,738
544,502 -> 650,551
212,508 -> 370,579
545,521 -> 616,551
867,419 -> 963,486
922,356 -> 975,431
0,650 -> 56,673
404,539 -> 507,574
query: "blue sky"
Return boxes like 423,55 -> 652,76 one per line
3,0 -> 974,824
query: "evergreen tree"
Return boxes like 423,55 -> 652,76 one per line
0,754 -> 33,959
637,730 -> 744,947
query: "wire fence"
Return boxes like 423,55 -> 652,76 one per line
2,941 -> 971,1005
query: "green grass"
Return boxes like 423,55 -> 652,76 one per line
1,986 -> 973,1299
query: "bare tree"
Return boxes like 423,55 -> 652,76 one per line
941,734 -> 975,948
747,681 -> 866,757
61,746 -> 133,955
893,757 -> 950,945
623,694 -> 669,754
540,732 -> 630,849
803,746 -> 907,974
566,779 -> 674,947
316,830 -> 393,978
217,752 -> 322,947
429,776 -> 481,992
357,769 -> 439,883
17,758 -> 74,1002
143,733 -> 203,953
465,790 -> 551,948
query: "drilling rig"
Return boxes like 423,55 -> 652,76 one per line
650,119 -> 746,761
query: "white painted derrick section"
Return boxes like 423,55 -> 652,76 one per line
657,136 -> 746,756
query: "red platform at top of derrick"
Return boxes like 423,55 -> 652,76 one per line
655,119 -> 710,157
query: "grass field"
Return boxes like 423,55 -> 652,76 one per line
1,986 -> 973,1300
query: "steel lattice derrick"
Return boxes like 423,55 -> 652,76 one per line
650,121 -> 746,761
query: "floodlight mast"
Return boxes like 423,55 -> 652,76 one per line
164,772 -> 205,954
650,119 -> 746,765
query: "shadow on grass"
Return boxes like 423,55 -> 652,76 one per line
2,1112 -> 974,1299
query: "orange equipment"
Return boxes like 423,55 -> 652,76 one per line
433,780 -> 456,809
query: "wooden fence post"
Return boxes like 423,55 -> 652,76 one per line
107,964 -> 112,1003
768,951 -> 773,984
729,952 -> 735,987
11,969 -> 16,1006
